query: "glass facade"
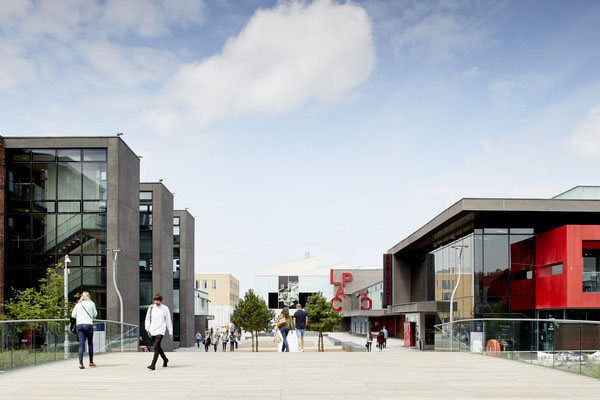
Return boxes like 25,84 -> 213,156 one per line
173,216 -> 181,341
583,249 -> 600,292
432,228 -> 535,321
139,192 -> 153,346
5,148 -> 108,318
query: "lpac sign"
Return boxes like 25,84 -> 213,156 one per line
330,269 -> 372,312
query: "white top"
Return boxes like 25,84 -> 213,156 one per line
144,304 -> 173,336
71,301 -> 97,325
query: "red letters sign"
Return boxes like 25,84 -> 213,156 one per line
330,269 -> 353,312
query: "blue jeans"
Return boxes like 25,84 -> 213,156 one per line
280,328 -> 290,352
76,324 -> 94,364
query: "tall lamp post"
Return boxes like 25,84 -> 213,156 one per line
110,249 -> 124,351
63,254 -> 71,360
449,244 -> 468,351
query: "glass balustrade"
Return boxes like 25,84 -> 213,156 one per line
435,318 -> 600,379
0,319 -> 138,372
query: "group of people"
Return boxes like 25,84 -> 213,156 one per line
275,303 -> 308,352
366,326 -> 388,352
71,292 -> 174,371
195,326 -> 241,352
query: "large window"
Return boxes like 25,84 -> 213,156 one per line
5,148 -> 108,318
583,249 -> 600,292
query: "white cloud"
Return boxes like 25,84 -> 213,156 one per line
147,0 -> 375,129
568,105 -> 600,158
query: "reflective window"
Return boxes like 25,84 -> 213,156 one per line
583,248 -> 600,292
32,149 -> 56,162
57,163 -> 82,200
57,149 -> 81,162
4,148 -> 109,318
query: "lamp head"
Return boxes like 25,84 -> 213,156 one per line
64,254 -> 71,264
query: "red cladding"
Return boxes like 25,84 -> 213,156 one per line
535,225 -> 600,309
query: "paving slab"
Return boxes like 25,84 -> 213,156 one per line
1,349 -> 600,399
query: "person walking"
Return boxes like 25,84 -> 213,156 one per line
366,331 -> 373,352
213,331 -> 220,352
293,304 -> 308,352
277,307 -> 293,352
382,325 -> 389,349
144,293 -> 173,370
377,330 -> 385,351
221,331 -> 228,351
195,332 -> 202,349
204,331 -> 211,352
229,330 -> 236,351
71,291 -> 97,369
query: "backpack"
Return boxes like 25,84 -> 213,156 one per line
377,331 -> 384,339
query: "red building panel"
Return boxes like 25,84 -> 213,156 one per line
535,225 -> 600,310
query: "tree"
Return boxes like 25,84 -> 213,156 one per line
306,292 -> 342,352
1,268 -> 70,320
231,289 -> 274,352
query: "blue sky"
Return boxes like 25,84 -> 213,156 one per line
2,0 -> 600,291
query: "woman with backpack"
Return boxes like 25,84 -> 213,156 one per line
71,291 -> 98,369
276,307 -> 293,352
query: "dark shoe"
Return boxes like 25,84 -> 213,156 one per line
147,365 -> 155,370
162,359 -> 169,368
79,364 -> 85,369
89,362 -> 97,367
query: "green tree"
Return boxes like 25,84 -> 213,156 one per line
231,289 -> 274,352
306,292 -> 342,352
1,268 -> 70,320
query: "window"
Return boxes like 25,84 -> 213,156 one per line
139,191 -> 152,200
583,248 -> 600,292
5,148 -> 108,319
212,279 -> 217,289
551,264 -> 563,275
203,280 -> 207,289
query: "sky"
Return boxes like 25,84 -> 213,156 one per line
2,0 -> 600,293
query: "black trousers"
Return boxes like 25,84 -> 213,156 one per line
151,335 -> 168,366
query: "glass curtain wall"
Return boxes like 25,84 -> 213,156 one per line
5,148 -> 108,317
139,191 -> 153,346
173,216 -> 181,342
433,235 -> 474,322
433,228 -> 536,322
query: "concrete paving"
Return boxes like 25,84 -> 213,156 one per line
2,345 -> 600,399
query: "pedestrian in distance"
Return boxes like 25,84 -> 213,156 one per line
366,331 -> 373,352
71,291 -> 98,369
382,325 -> 388,349
204,331 -> 211,352
377,330 -> 385,351
229,330 -> 236,351
144,293 -> 173,370
222,331 -> 228,351
277,307 -> 293,352
235,329 -> 240,349
213,331 -> 220,352
195,332 -> 202,349
293,303 -> 308,352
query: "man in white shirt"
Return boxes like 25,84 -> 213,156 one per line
144,293 -> 173,370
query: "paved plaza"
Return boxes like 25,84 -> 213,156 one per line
2,344 -> 600,400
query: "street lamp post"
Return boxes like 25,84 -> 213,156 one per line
63,254 -> 71,360
449,244 -> 468,351
110,249 -> 124,351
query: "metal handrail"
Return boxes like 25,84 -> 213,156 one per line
435,317 -> 600,329
0,318 -> 138,328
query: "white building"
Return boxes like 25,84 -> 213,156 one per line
254,255 -> 346,314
